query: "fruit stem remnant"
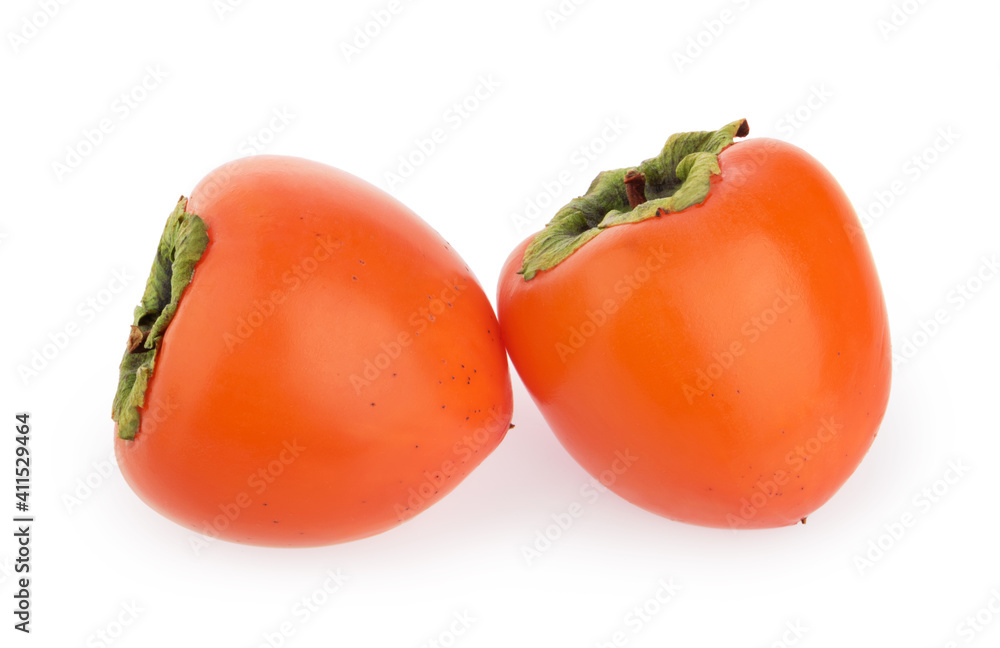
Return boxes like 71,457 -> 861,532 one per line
624,169 -> 647,209
126,325 -> 147,353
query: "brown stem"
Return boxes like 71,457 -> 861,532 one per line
126,325 -> 148,354
624,169 -> 647,209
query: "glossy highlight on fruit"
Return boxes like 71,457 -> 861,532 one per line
498,120 -> 891,529
113,155 -> 513,547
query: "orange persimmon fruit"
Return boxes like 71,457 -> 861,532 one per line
497,120 -> 891,529
113,155 -> 512,547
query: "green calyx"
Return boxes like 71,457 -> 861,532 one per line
112,197 -> 208,440
518,119 -> 749,280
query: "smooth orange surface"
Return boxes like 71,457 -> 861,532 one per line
116,156 -> 513,547
498,139 -> 891,529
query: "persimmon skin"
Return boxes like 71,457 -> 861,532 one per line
498,138 -> 891,529
116,156 -> 512,547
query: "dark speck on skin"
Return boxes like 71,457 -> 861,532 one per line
370,403 -> 375,407
352,276 -> 358,281
359,260 -> 365,265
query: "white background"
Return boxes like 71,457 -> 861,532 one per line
2,0 -> 999,646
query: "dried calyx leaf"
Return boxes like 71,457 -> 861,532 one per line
112,197 -> 208,440
519,119 -> 749,280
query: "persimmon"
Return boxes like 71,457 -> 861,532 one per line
498,120 -> 891,529
113,155 -> 512,547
